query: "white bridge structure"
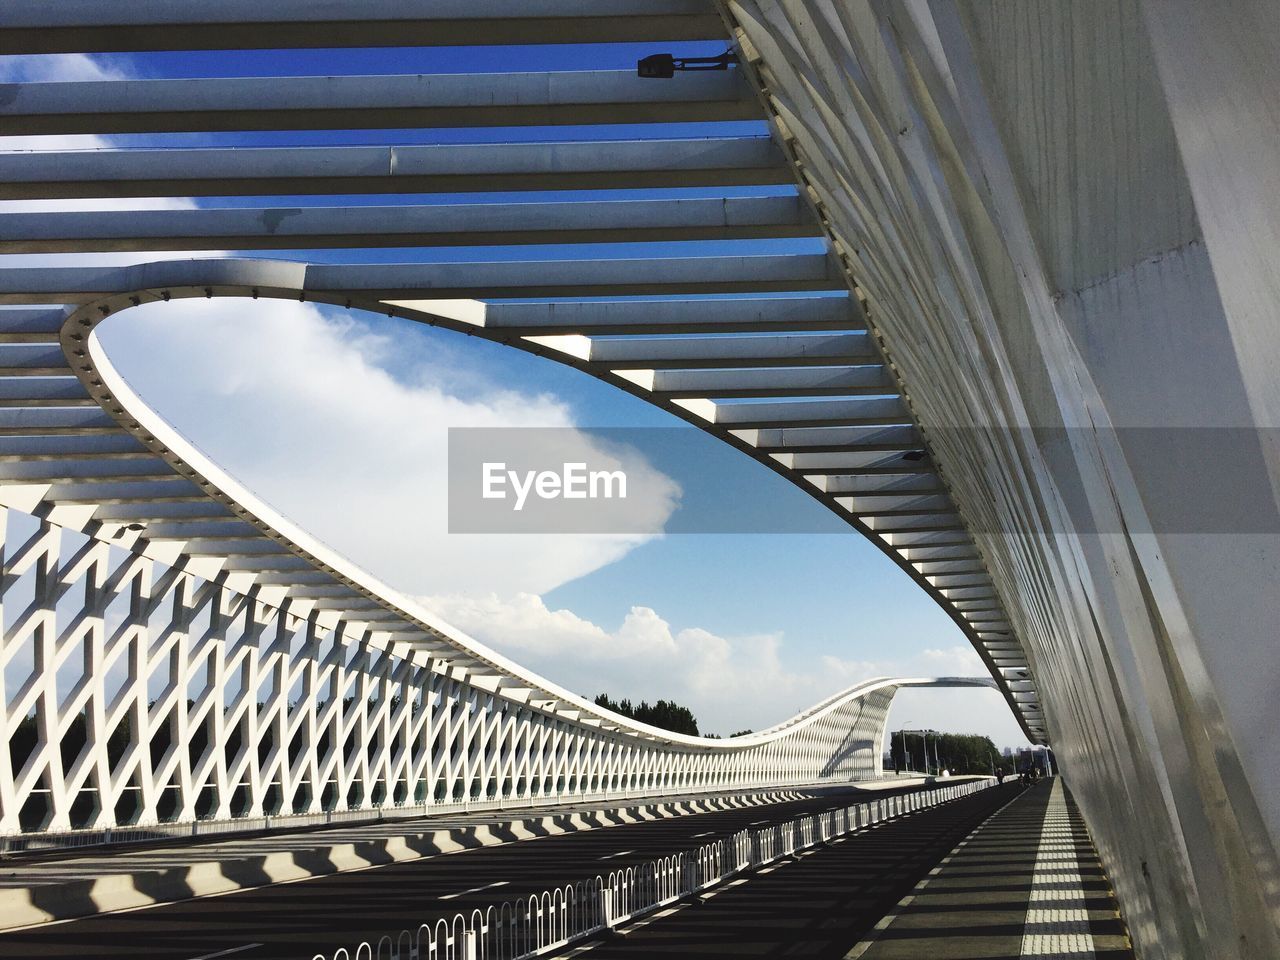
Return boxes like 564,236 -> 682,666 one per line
0,457 -> 990,830
1,2 -> 1279,958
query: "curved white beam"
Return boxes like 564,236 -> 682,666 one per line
64,290 -> 995,752
25,261 -> 1032,736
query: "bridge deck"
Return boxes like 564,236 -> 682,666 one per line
0,780 -> 951,958
0,780 -> 955,936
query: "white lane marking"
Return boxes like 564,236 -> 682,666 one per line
598,849 -> 637,860
188,945 -> 262,960
692,831 -> 714,838
440,880 -> 509,901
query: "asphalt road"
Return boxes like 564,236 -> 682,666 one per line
578,781 -> 1027,959
0,782 -> 983,960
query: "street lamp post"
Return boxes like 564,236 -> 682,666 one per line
899,722 -> 914,775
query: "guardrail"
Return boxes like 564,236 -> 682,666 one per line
317,778 -> 996,960
0,778 -> 904,858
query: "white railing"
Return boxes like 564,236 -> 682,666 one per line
317,779 -> 996,960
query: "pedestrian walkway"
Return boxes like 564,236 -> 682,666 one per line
848,778 -> 1131,958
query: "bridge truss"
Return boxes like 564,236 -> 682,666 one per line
0,489 -> 987,834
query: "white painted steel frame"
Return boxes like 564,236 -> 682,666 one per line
0,277 -> 998,837
0,4 -> 1266,958
0,129 -> 1034,729
0,0 -> 1033,840
0,490 -> 985,833
0,260 -> 1034,736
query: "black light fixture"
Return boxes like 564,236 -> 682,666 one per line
902,449 -> 927,461
637,50 -> 736,79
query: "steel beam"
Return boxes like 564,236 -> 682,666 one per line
0,256 -> 844,303
747,426 -> 921,453
0,71 -> 758,135
820,475 -> 946,495
0,379 -> 92,406
0,407 -> 117,434
648,365 -> 893,398
712,397 -> 909,427
0,196 -> 817,254
589,332 -> 874,368
0,309 -> 65,342
0,138 -> 792,201
0,1 -> 724,53
0,435 -> 152,460
482,295 -> 861,335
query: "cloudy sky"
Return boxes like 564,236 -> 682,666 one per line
1,49 -> 1029,745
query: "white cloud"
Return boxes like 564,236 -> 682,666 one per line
97,297 -> 679,597
423,590 -> 1027,746
0,52 -> 122,84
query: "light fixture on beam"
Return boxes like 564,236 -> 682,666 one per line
638,50 -> 736,79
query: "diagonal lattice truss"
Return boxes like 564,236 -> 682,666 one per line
0,500 -> 989,833
0,1 -> 1024,832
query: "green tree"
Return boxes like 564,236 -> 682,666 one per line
889,731 -> 999,775
594,693 -> 700,736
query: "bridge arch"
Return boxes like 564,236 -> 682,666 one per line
55,257 -> 1037,733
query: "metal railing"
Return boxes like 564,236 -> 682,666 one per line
317,778 -> 996,960
0,779 -> 847,858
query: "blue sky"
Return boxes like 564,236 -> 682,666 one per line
0,45 -> 1029,746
